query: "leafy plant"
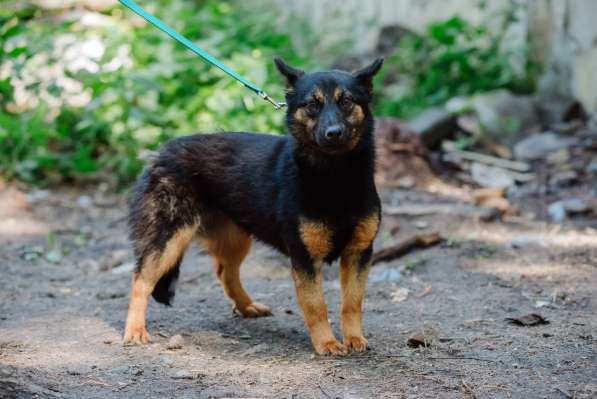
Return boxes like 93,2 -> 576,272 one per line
0,0 -> 344,185
375,5 -> 538,118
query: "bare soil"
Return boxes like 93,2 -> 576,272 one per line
1,183 -> 596,398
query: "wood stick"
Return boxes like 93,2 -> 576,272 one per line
372,232 -> 442,265
442,145 -> 530,172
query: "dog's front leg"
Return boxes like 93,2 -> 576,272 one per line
339,246 -> 373,352
291,262 -> 347,356
339,212 -> 379,352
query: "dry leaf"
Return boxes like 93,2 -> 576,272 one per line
391,287 -> 409,303
407,333 -> 431,348
415,285 -> 433,298
506,313 -> 549,326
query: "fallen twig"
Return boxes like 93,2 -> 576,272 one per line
443,148 -> 530,172
372,233 -> 442,265
383,203 -> 497,221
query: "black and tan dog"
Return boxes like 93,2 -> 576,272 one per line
123,57 -> 383,355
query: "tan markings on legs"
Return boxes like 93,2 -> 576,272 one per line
199,219 -> 271,317
340,254 -> 371,352
299,219 -> 333,261
347,213 -> 379,254
292,266 -> 347,356
124,224 -> 197,345
339,213 -> 379,351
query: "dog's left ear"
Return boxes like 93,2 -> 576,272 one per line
274,57 -> 304,87
354,58 -> 384,89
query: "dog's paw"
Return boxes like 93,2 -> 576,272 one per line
343,335 -> 369,352
123,325 -> 151,346
314,340 -> 348,356
235,302 -> 273,318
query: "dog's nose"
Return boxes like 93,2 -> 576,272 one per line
325,125 -> 343,140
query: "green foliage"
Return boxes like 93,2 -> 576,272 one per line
0,1 -> 341,185
0,1 -> 539,186
375,9 -> 538,119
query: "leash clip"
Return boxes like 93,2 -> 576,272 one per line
259,91 -> 286,110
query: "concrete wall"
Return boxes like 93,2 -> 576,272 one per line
277,0 -> 597,113
529,0 -> 597,113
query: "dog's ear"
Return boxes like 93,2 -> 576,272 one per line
353,58 -> 384,89
274,57 -> 304,86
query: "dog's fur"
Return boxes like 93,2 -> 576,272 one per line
123,57 -> 383,355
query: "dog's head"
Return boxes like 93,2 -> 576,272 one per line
275,57 -> 383,154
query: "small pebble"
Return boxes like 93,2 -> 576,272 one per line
78,195 -> 92,207
166,334 -> 184,350
171,370 -> 199,380
414,220 -> 429,229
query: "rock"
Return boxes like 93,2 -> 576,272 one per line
473,90 -> 539,145
513,132 -> 573,161
162,357 -> 175,367
445,96 -> 473,114
406,107 -> 458,148
534,95 -> 586,127
414,220 -> 429,229
548,198 -> 591,221
171,370 -> 200,380
166,334 -> 184,350
548,201 -> 567,222
78,195 -> 92,207
549,170 -> 578,188
560,198 -> 591,213
470,162 -> 515,189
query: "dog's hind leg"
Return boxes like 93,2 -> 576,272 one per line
200,218 -> 272,318
123,224 -> 197,345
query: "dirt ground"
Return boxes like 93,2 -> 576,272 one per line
0,182 -> 596,399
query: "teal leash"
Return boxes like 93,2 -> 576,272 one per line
118,0 -> 285,110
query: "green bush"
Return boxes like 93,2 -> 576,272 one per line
375,9 -> 538,118
0,1 -> 342,185
0,1 -> 538,186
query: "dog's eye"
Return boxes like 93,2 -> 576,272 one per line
305,101 -> 321,115
339,95 -> 353,109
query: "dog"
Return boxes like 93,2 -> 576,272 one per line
123,57 -> 384,355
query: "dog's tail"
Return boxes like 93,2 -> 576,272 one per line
151,260 -> 181,306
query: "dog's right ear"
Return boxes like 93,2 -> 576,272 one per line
274,57 -> 304,86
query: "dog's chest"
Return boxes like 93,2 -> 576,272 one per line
298,211 -> 379,263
